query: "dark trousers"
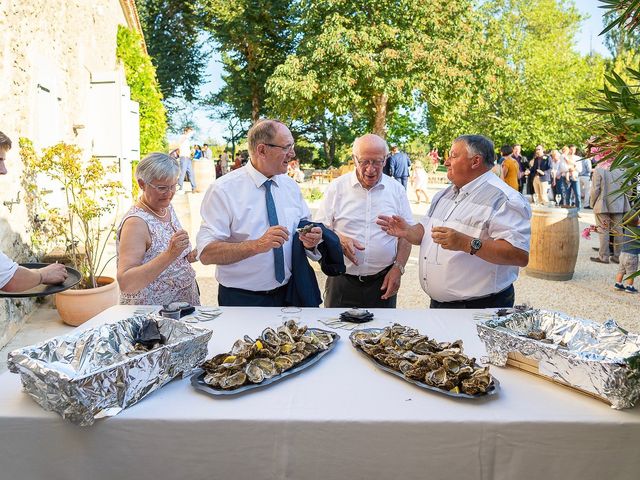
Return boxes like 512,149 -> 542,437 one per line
324,266 -> 396,308
430,284 -> 514,309
551,178 -> 569,205
218,284 -> 287,307
394,176 -> 408,189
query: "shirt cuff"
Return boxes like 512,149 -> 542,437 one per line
305,243 -> 322,261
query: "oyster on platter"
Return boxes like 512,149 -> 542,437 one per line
201,320 -> 337,390
350,324 -> 496,397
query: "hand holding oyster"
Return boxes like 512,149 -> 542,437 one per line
200,320 -> 337,390
350,324 -> 497,397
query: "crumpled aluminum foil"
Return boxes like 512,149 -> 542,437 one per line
477,310 -> 640,409
7,314 -> 212,426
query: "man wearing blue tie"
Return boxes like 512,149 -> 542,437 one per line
196,119 -> 323,306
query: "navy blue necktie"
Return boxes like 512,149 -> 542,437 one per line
263,180 -> 285,283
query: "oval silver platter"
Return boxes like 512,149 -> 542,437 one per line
350,328 -> 499,399
191,328 -> 340,397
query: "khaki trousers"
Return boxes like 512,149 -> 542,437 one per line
533,176 -> 549,205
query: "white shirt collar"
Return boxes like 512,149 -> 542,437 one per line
246,160 -> 283,188
455,170 -> 493,196
349,170 -> 387,190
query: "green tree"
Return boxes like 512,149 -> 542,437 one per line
435,0 -> 606,151
116,25 -> 168,155
137,0 -> 209,103
266,0 -> 483,139
202,0 -> 297,122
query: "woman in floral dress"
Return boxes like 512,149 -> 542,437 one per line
116,153 -> 200,305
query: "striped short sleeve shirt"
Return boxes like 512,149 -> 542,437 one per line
419,171 -> 531,302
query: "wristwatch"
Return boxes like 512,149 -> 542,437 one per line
392,261 -> 405,275
469,238 -> 482,255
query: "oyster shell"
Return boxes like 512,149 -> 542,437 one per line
351,323 -> 494,396
201,320 -> 335,390
219,371 -> 247,389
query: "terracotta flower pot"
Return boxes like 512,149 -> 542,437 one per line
55,276 -> 119,326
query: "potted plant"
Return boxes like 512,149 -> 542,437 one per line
20,140 -> 125,326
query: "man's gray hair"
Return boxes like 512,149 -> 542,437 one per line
455,134 -> 495,168
135,152 -> 180,183
247,119 -> 286,157
352,134 -> 389,157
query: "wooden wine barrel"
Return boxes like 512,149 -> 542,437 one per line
193,159 -> 215,193
525,205 -> 579,281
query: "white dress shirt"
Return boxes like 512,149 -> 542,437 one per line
178,131 -> 193,157
0,251 -> 18,289
315,172 -> 414,276
196,161 -> 313,291
419,171 -> 531,302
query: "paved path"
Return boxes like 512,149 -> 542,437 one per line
1,178 -> 637,373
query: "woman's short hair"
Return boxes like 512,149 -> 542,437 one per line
135,152 -> 180,183
0,131 -> 12,151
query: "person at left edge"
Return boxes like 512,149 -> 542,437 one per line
196,119 -> 323,307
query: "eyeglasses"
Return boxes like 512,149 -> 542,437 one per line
354,156 -> 386,168
147,182 -> 178,194
265,143 -> 295,153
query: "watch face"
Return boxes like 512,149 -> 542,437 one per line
471,238 -> 482,250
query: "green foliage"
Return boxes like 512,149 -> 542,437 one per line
18,138 -> 50,254
581,0 -> 640,273
202,0 -> 296,122
301,187 -> 323,202
293,144 -> 314,166
116,25 -> 168,155
21,142 -> 125,289
428,0 -> 606,150
582,68 -> 640,201
266,0 -> 482,138
137,0 -> 208,103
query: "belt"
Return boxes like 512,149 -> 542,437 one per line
344,265 -> 392,283
436,284 -> 513,306
222,284 -> 288,296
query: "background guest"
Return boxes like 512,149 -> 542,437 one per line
410,161 -> 430,204
590,160 -> 630,264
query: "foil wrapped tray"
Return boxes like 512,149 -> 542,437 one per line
7,315 -> 212,425
477,310 -> 640,409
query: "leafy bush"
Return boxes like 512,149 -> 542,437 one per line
21,141 -> 125,289
302,187 -> 323,202
116,26 -> 168,156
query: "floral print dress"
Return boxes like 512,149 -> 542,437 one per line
116,205 -> 200,306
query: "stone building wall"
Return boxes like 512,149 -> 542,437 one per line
0,0 -> 139,347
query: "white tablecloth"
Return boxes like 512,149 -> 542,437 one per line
1,306 -> 639,480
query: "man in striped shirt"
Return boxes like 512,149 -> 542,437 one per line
377,134 -> 531,309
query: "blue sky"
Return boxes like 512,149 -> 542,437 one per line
186,0 -> 609,145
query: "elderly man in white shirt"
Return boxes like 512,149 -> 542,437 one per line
315,134 -> 413,308
378,134 -> 531,309
196,119 -> 323,306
